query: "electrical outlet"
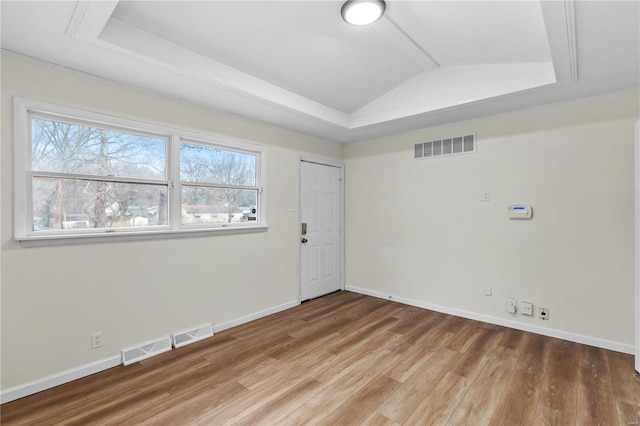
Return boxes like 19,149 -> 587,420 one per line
539,307 -> 549,320
91,332 -> 103,349
505,299 -> 517,314
484,286 -> 492,296
520,301 -> 534,316
479,192 -> 491,202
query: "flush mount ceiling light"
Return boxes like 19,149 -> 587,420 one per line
341,0 -> 386,26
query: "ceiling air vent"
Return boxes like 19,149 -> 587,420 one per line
414,134 -> 475,160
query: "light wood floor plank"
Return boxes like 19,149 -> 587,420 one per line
517,332 -> 552,375
608,350 -> 640,406
489,333 -> 551,425
532,404 -> 572,426
323,315 -> 401,356
288,349 -> 401,425
457,345 -> 520,419
137,381 -> 249,426
446,407 -> 491,426
489,370 -> 543,426
362,412 -> 401,426
403,372 -> 473,425
579,344 -> 615,394
317,375 -> 401,426
499,327 -> 528,351
536,339 -> 579,424
377,347 -> 461,424
450,328 -> 505,380
383,326 -> 455,383
446,323 -> 484,353
314,330 -> 401,386
616,400 -> 640,426
576,383 -> 619,425
231,379 -> 325,426
199,351 -> 336,424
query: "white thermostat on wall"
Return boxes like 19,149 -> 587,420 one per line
508,205 -> 532,219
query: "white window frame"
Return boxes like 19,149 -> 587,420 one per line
14,97 -> 268,247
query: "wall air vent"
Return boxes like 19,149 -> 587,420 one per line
121,336 -> 172,366
172,323 -> 214,348
414,134 -> 475,160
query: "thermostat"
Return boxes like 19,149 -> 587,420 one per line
508,205 -> 532,219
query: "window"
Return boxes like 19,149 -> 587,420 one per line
180,142 -> 259,226
14,98 -> 267,244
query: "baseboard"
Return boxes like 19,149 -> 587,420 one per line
346,285 -> 634,355
0,355 -> 122,404
0,299 -> 300,404
213,299 -> 300,333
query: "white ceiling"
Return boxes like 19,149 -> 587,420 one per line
1,1 -> 639,143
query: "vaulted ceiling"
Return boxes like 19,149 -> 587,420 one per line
2,1 -> 639,143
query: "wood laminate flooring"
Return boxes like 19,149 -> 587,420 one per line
2,291 -> 640,425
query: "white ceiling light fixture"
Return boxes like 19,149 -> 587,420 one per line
341,0 -> 386,26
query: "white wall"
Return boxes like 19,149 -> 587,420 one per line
345,90 -> 639,349
0,54 -> 343,391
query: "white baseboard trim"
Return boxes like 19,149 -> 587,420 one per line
346,285 -> 634,355
213,299 -> 300,333
0,355 -> 122,404
0,299 -> 300,404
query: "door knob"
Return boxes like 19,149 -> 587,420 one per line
301,238 -> 308,243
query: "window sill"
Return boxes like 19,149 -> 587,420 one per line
17,224 -> 269,247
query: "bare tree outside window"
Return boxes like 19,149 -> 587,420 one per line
31,119 -> 167,231
180,143 -> 258,224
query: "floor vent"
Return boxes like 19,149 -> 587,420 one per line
172,323 -> 214,349
414,134 -> 476,160
121,336 -> 172,366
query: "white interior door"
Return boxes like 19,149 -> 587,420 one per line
300,160 -> 343,301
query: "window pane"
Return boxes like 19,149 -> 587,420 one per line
443,138 -> 452,155
464,135 -> 475,152
424,141 -> 432,157
452,137 -> 463,153
182,187 -> 258,225
180,143 -> 256,186
32,119 -> 166,179
32,177 -> 168,231
433,140 -> 442,156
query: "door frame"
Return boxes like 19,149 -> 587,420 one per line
298,157 -> 345,302
635,119 -> 639,372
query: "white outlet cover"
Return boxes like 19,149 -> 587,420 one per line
539,307 -> 550,320
91,332 -> 103,349
520,301 -> 534,316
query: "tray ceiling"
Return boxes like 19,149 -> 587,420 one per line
1,1 -> 638,143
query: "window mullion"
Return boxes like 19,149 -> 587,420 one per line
180,182 -> 259,192
31,171 -> 168,186
171,135 -> 182,231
